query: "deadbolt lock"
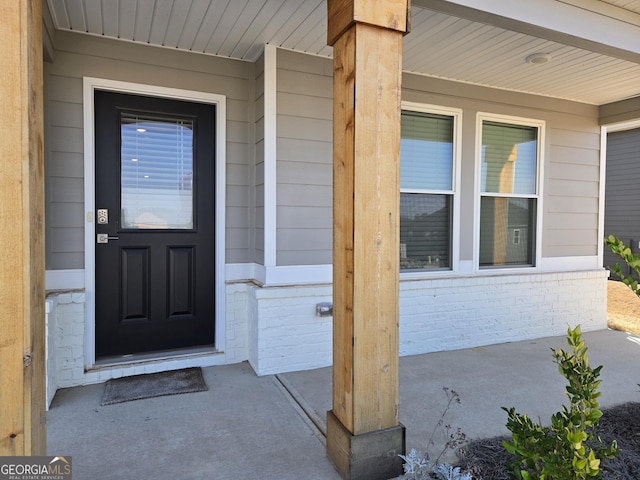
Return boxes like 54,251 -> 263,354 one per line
97,209 -> 109,224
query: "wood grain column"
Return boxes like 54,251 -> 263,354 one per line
326,1 -> 409,479
0,0 -> 46,455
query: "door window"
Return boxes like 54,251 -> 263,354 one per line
120,112 -> 194,229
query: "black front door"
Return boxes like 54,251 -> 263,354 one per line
94,91 -> 215,358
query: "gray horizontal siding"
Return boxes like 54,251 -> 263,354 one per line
277,161 -> 331,185
44,31 -> 254,270
253,52 -> 265,265
47,152 -> 83,178
278,138 -> 332,163
604,128 -> 640,271
44,37 -> 602,271
600,97 -> 640,126
544,126 -> 601,257
273,49 -> 602,266
402,73 -> 601,259
275,50 -> 333,266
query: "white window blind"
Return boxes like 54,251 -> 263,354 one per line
401,111 -> 453,191
400,110 -> 454,270
120,112 -> 194,229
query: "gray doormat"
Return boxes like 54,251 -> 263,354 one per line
100,367 -> 208,406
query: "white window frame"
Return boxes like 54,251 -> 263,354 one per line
474,112 -> 545,271
400,102 -> 462,278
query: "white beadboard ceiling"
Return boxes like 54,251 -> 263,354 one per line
46,0 -> 640,106
601,0 -> 640,14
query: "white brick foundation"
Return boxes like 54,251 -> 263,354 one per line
45,291 -> 86,407
399,270 -> 608,356
245,283 -> 334,376
242,269 -> 608,375
45,269 -> 609,396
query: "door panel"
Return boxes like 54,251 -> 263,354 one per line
120,247 -> 149,321
168,246 -> 195,316
95,90 -> 216,358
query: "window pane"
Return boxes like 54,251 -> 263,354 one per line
121,112 -> 194,229
400,193 -> 451,270
401,111 -> 453,190
479,197 -> 535,267
481,122 -> 537,194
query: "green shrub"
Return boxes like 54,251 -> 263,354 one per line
501,325 -> 617,479
605,234 -> 640,298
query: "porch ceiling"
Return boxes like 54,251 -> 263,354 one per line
46,0 -> 640,106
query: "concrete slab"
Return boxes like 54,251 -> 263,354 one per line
47,362 -> 341,480
280,329 -> 640,464
47,329 -> 640,479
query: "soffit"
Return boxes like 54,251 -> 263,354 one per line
600,0 -> 640,14
46,0 -> 640,105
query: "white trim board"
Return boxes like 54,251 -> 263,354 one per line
604,119 -> 640,133
598,126 -> 608,265
414,0 -> 640,62
46,269 -> 85,291
82,77 -> 227,369
263,45 -> 278,268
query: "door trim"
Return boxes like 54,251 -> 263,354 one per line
83,77 -> 226,369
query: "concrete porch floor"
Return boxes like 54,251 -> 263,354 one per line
47,329 -> 640,479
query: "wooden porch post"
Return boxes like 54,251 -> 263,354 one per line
0,0 -> 46,455
326,1 -> 410,479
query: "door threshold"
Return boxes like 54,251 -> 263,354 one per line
92,345 -> 219,370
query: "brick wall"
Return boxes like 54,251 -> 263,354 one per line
244,270 -> 608,375
45,270 -> 608,392
49,292 -> 86,392
247,283 -> 333,375
399,270 -> 608,356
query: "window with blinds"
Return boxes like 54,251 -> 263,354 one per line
400,110 -> 454,270
120,112 -> 195,229
479,119 -> 539,267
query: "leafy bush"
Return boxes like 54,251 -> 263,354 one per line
605,234 -> 640,298
502,325 -> 617,479
399,387 -> 472,480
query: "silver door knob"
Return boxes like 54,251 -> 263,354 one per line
97,233 -> 119,244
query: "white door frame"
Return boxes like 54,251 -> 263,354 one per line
82,77 -> 226,368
